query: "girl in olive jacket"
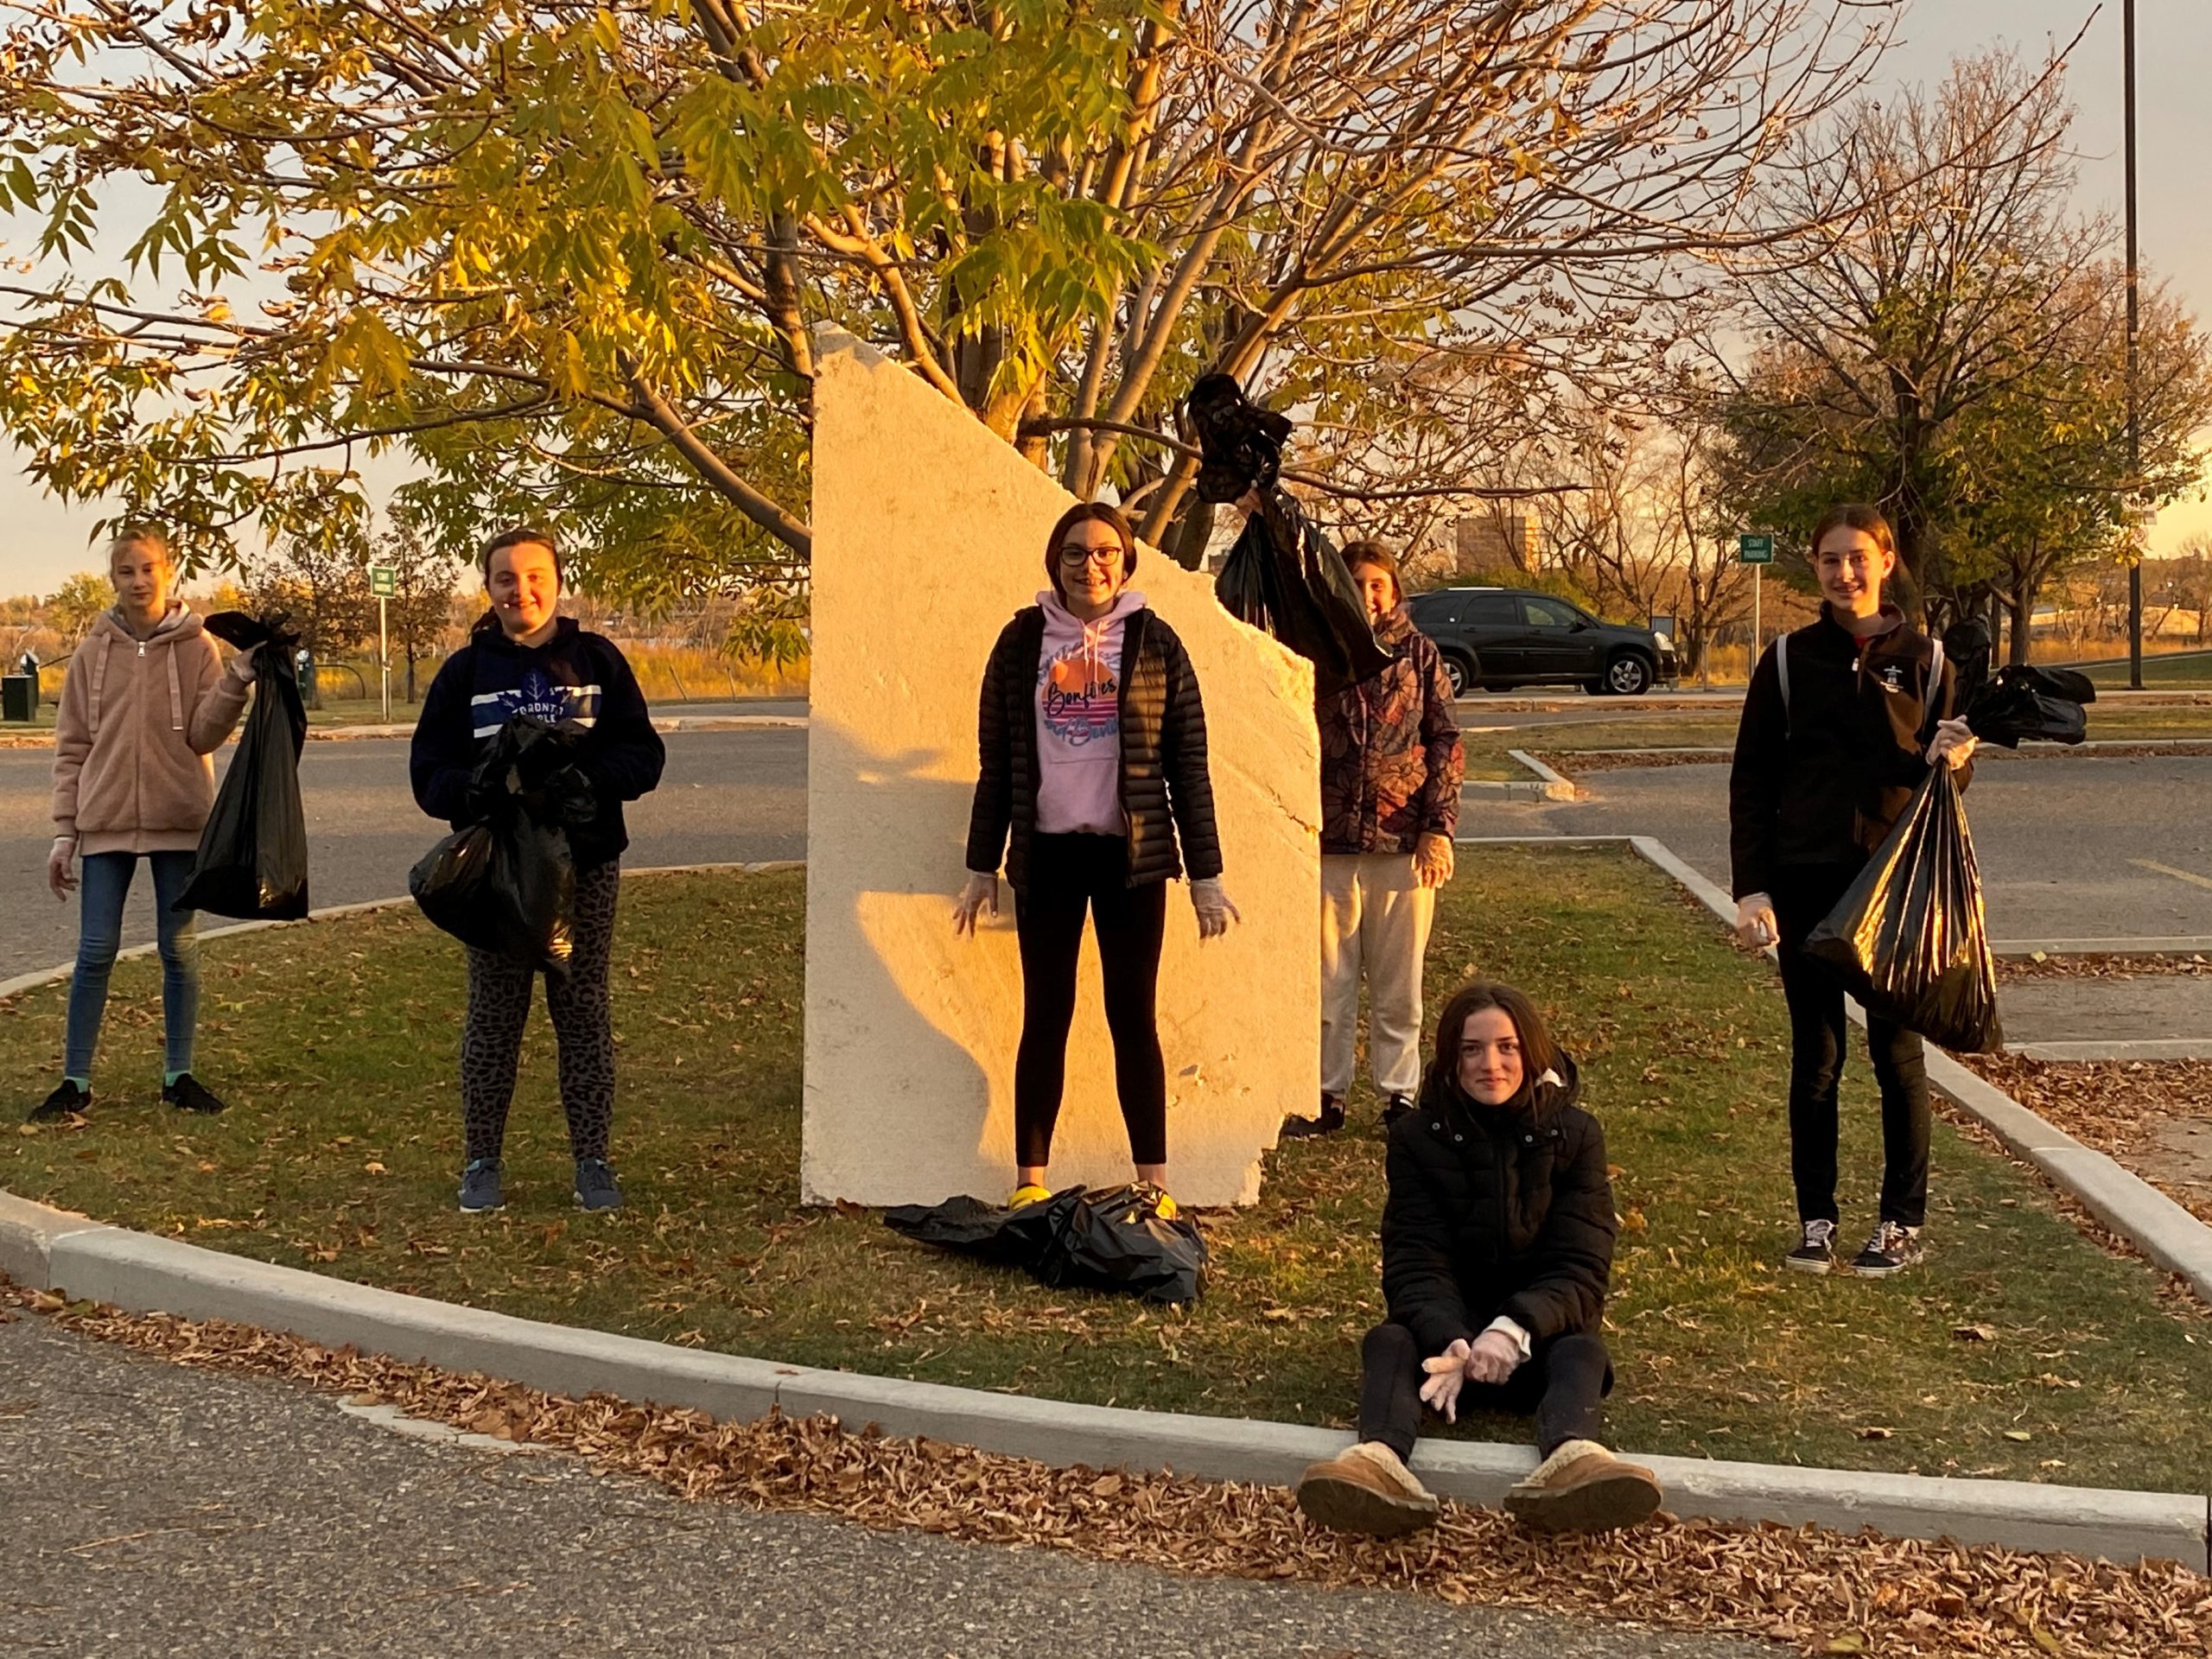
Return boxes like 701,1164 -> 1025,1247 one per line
953,501 -> 1236,1213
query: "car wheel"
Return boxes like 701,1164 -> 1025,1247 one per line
1481,681 -> 1519,693
1605,653 -> 1654,696
1441,654 -> 1474,697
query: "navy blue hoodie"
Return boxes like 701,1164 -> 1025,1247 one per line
410,615 -> 665,870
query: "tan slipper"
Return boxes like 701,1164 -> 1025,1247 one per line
1295,1441 -> 1442,1537
1503,1439 -> 1664,1535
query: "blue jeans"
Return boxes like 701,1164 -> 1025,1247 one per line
64,850 -> 200,1081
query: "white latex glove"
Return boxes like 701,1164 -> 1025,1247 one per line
1735,893 -> 1776,949
1191,876 -> 1241,939
1927,716 -> 1976,772
951,872 -> 999,936
227,645 -> 259,684
47,836 -> 77,899
1414,833 -> 1454,890
1465,1326 -> 1524,1386
1420,1338 -> 1472,1423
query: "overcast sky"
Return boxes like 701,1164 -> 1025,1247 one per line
0,0 -> 2204,596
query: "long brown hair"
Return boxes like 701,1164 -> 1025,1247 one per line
1808,503 -> 1896,566
1423,980 -> 1561,1111
1044,501 -> 1137,598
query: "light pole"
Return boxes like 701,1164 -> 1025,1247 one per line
2126,0 -> 2144,690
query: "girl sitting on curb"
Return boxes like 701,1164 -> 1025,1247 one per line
1295,981 -> 1662,1536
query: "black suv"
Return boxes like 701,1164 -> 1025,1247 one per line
1407,588 -> 1677,696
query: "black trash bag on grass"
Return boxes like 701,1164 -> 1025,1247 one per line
175,611 -> 308,921
884,1185 -> 1210,1305
1803,765 -> 2002,1054
408,715 -> 579,975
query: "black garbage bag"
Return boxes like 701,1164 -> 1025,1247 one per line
1803,765 -> 2002,1053
1216,489 -> 1393,700
1182,371 -> 1294,504
1965,663 -> 2096,748
175,611 -> 309,921
407,716 -> 578,974
1940,617 -> 1994,715
884,1185 -> 1210,1305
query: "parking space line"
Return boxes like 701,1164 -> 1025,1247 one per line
2130,858 -> 2212,893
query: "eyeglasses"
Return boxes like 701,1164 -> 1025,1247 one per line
1058,543 -> 1124,568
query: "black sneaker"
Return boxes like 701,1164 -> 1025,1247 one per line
162,1074 -> 228,1115
1785,1218 -> 1837,1274
1280,1093 -> 1346,1140
458,1159 -> 505,1213
1382,1093 -> 1416,1127
27,1079 -> 91,1123
1851,1221 -> 1923,1278
574,1157 -> 623,1212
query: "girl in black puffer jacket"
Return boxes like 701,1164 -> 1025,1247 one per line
1297,981 -> 1663,1537
952,501 -> 1236,1215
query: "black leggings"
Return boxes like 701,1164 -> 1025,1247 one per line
461,861 -> 621,1164
1357,1321 -> 1611,1460
1014,833 -> 1168,1168
1772,862 -> 1932,1228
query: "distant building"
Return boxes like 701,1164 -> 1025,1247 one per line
1453,506 -> 1544,576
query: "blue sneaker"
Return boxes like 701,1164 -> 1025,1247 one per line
573,1158 -> 623,1212
457,1159 -> 504,1213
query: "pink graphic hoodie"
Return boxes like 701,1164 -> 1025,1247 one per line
1033,587 -> 1145,836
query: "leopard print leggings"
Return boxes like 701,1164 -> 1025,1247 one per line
460,861 -> 622,1163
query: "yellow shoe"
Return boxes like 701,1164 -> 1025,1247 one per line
1008,1184 -> 1053,1209
1129,1182 -> 1178,1221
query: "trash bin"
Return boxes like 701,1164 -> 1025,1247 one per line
1,675 -> 35,722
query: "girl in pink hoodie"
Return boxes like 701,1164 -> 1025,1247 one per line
32,529 -> 257,1122
955,502 -> 1240,1214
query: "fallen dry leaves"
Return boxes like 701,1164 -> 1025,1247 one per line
1997,956 -> 2212,983
4,1280 -> 2206,1657
1961,1056 -> 2212,1230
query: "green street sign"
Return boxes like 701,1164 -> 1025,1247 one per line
1738,534 -> 1774,565
369,566 -> 396,597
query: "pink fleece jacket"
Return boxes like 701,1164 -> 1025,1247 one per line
1033,588 -> 1144,836
51,606 -> 252,855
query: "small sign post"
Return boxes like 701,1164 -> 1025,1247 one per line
369,565 -> 396,721
1738,534 -> 1774,663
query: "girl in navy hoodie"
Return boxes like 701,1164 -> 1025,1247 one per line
410,527 -> 665,1215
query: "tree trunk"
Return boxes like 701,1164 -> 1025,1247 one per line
2008,581 -> 2032,666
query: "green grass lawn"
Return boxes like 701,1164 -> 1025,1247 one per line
2080,650 -> 2212,689
7,854 -> 2212,1491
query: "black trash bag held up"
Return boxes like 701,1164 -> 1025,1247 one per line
1183,373 -> 1391,701
408,715 -> 579,975
1803,765 -> 2003,1054
1965,663 -> 2095,749
1215,491 -> 1393,700
175,611 -> 309,921
884,1185 -> 1210,1305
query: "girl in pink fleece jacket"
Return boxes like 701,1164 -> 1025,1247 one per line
32,529 -> 257,1122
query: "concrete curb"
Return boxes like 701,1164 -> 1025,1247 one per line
1993,937 -> 2212,957
0,1188 -> 2201,1568
2012,1039 -> 2212,1061
1503,749 -> 1577,801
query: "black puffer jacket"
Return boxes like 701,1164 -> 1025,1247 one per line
1729,604 -> 1968,899
1379,1056 -> 1616,1357
965,604 -> 1223,895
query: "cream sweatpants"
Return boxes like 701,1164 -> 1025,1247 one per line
1319,852 -> 1436,1100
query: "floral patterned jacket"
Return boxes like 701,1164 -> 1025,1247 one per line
1318,604 -> 1464,855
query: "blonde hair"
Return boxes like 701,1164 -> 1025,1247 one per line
105,526 -> 174,569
